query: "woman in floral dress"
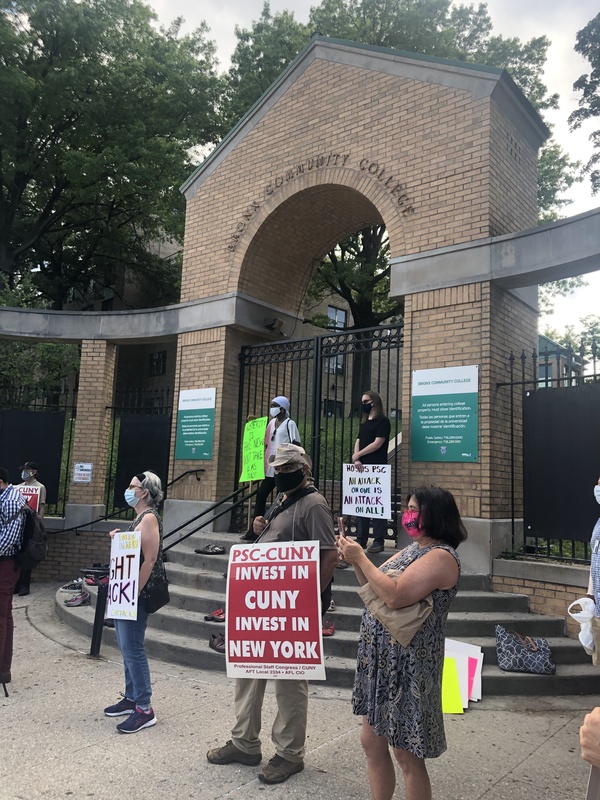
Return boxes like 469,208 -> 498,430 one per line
337,486 -> 467,800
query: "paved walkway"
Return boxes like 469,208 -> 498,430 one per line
3,583 -> 598,799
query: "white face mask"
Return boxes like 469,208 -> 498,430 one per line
595,485 -> 600,505
270,406 -> 282,417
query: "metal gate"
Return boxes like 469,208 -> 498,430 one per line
502,342 -> 599,562
0,388 -> 77,516
106,387 -> 173,513
235,324 -> 404,531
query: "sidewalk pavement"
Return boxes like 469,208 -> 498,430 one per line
2,582 -> 598,800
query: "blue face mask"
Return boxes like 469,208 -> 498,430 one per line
21,471 -> 31,481
124,488 -> 141,507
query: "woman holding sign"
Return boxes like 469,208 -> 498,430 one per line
351,390 -> 391,554
337,486 -> 466,800
104,471 -> 164,734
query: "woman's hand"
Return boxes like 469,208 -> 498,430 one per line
337,534 -> 364,565
109,528 -> 121,539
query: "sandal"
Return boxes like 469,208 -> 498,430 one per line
204,608 -> 226,622
194,544 -> 226,555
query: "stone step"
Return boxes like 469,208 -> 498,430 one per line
55,595 -> 595,694
55,531 -> 592,695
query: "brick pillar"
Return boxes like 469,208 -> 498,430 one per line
65,340 -> 117,526
400,281 -> 536,571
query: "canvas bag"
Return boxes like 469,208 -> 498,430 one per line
357,569 -> 433,646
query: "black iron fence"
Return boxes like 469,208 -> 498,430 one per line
105,387 -> 173,514
500,340 -> 600,563
234,324 -> 404,534
0,387 -> 77,516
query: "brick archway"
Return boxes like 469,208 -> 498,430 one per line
231,171 -> 407,312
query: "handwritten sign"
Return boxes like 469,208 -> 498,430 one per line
106,531 -> 140,620
239,416 -> 268,482
226,542 -> 325,680
341,464 -> 391,519
17,485 -> 40,513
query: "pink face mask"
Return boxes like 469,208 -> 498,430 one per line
401,510 -> 423,537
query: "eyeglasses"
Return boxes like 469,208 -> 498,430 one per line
127,484 -> 142,491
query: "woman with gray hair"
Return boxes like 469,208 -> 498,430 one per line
104,470 -> 164,733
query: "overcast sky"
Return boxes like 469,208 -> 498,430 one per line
147,0 -> 600,334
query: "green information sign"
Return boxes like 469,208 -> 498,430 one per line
175,388 -> 216,460
411,366 -> 478,462
239,416 -> 268,482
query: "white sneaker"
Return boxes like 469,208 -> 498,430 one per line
328,600 -> 336,612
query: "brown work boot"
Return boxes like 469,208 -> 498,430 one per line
258,754 -> 304,784
207,740 -> 261,766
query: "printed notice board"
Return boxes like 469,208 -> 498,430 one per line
175,388 -> 216,460
411,365 -> 478,462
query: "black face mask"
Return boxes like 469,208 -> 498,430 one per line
361,402 -> 373,414
274,468 -> 305,494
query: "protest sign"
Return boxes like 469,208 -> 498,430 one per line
239,416 -> 268,482
106,530 -> 141,620
341,463 -> 391,519
17,485 -> 40,513
226,542 -> 325,680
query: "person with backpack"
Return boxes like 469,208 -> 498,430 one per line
0,466 -> 26,684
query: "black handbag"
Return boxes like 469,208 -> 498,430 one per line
495,624 -> 556,675
144,564 -> 171,614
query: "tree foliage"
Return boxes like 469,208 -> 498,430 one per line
306,226 -> 402,329
569,13 -> 600,194
0,0 -> 223,308
221,3 -> 310,131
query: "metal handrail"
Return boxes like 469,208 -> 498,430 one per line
163,484 -> 258,552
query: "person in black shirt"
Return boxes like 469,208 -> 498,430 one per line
351,390 -> 391,554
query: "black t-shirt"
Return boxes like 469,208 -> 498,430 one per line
358,415 -> 391,464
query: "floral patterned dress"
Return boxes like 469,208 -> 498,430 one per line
352,542 -> 460,759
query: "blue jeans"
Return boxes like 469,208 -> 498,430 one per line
114,597 -> 152,710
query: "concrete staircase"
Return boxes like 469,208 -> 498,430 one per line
56,528 -> 599,695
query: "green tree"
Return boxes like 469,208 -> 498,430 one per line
0,0 -> 223,308
221,3 -> 310,130
569,12 -> 600,194
0,285 -> 80,399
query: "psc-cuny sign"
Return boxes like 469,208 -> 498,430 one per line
342,463 -> 391,519
226,542 -> 325,680
106,530 -> 141,620
411,365 -> 479,462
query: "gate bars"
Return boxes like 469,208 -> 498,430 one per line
235,324 -> 404,531
499,340 -> 599,563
